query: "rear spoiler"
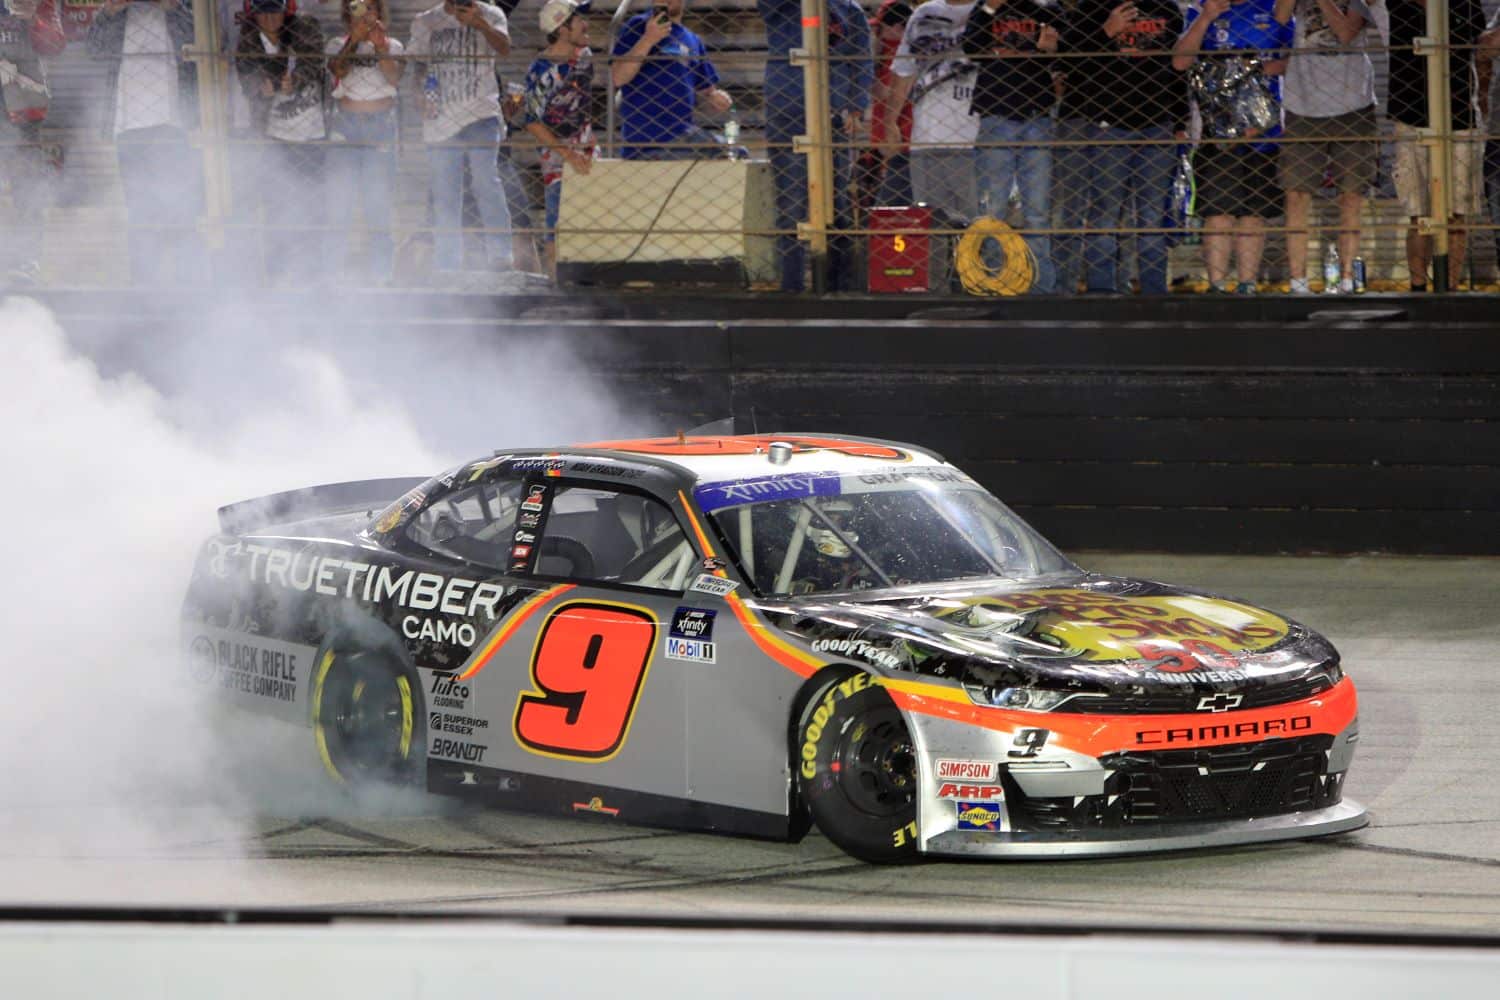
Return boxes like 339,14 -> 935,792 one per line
217,477 -> 427,536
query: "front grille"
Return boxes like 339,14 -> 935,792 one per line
1005,735 -> 1341,831
1060,674 -> 1333,715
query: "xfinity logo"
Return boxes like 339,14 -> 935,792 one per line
1197,693 -> 1243,713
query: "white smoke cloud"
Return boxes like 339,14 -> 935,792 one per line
0,294 -> 638,888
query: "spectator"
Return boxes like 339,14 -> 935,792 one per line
522,0 -> 595,278
1274,0 -> 1376,294
325,0 -> 404,284
1172,0 -> 1291,294
236,0 -> 326,284
1387,0 -> 1486,290
864,0 -> 915,209
0,0 -> 64,285
760,0 -> 873,290
884,0 -> 981,223
408,0 -> 515,278
1066,0 -> 1185,294
87,0 -> 202,285
964,0 -> 1068,294
612,0 -> 732,160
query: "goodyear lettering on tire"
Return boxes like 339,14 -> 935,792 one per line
799,672 -> 873,780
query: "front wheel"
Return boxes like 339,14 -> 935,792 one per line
796,675 -> 919,863
310,647 -> 424,788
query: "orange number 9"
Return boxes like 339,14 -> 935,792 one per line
893,234 -> 907,253
514,602 -> 657,760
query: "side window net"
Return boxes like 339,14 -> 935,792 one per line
537,485 -> 692,591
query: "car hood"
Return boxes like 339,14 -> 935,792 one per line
756,574 -> 1338,696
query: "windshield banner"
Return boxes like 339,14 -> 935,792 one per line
694,467 -> 978,513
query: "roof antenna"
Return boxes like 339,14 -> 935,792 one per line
750,406 -> 759,435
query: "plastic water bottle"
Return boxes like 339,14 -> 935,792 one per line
1323,241 -> 1341,294
423,71 -> 440,121
723,106 -> 741,160
1171,151 -> 1199,245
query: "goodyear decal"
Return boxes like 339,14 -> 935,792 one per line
799,672 -> 875,779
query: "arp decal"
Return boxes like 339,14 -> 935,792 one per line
938,784 -> 1003,800
956,801 -> 1004,832
513,601 -> 658,761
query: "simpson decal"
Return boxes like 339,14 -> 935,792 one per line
936,759 -> 998,782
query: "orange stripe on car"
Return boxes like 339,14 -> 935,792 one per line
883,675 -> 1359,757
724,592 -> 822,679
459,584 -> 577,681
678,490 -> 718,559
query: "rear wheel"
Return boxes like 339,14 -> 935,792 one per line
795,675 -> 919,863
311,647 -> 424,788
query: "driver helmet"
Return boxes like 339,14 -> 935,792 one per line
806,500 -> 858,559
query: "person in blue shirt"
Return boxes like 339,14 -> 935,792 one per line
759,0 -> 874,291
1173,0 -> 1291,294
611,0 -> 733,158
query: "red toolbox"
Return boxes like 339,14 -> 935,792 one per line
867,205 -> 947,293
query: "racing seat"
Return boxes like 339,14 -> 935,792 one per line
536,536 -> 594,579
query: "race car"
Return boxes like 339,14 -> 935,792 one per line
181,434 -> 1366,862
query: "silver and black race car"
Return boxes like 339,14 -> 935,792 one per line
182,434 -> 1366,862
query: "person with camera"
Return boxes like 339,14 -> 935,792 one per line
325,0 -> 403,284
235,0 -> 326,284
88,0 -> 203,285
1172,0 -> 1291,294
0,0 -> 65,285
408,0 -> 515,279
611,0 -> 732,159
522,0 -> 595,279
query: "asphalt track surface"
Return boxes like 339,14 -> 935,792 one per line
4,554 -> 1497,935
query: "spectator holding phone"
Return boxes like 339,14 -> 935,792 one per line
408,0 -> 515,277
236,0 -> 326,284
325,0 -> 403,284
0,0 -> 65,285
611,0 -> 732,159
523,0 -> 595,277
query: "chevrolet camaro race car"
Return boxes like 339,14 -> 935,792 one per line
182,434 -> 1367,862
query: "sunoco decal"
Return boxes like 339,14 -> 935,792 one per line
956,801 -> 1004,832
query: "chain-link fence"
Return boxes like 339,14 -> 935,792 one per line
1,0 -> 1497,293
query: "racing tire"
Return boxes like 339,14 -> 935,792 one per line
796,675 -> 919,864
310,647 -> 425,789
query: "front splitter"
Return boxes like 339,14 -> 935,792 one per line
921,799 -> 1368,858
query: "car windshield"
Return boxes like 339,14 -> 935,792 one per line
698,467 -> 1077,596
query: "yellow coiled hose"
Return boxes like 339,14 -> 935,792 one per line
955,216 -> 1036,296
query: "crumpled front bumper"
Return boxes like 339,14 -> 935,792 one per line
922,798 -> 1368,857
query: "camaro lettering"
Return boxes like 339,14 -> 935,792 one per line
1135,715 -> 1313,745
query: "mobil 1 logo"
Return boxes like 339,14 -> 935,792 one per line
665,606 -> 716,664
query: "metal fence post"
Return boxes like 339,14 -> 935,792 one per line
189,0 -> 230,256
794,0 -> 834,292
1420,0 -> 1454,289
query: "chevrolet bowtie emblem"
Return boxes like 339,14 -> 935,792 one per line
1197,693 -> 1242,713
